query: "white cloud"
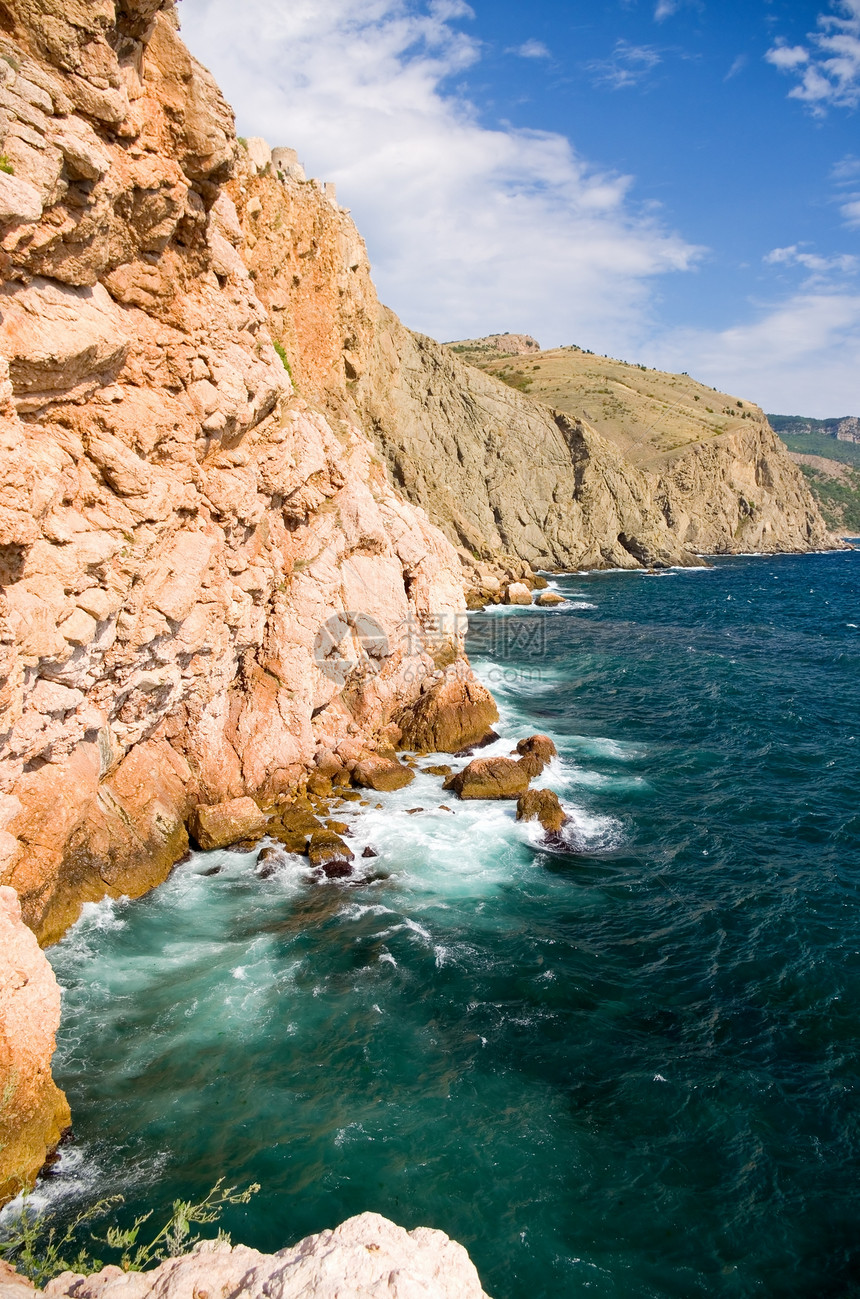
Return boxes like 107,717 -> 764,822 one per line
586,40 -> 663,90
765,43 -> 810,71
178,0 -> 698,350
652,292 -> 860,415
766,2 -> 860,112
830,155 -> 860,227
654,0 -> 701,22
724,54 -> 748,81
764,244 -> 858,275
512,39 -> 550,60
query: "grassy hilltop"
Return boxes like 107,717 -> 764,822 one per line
446,335 -> 768,474
447,334 -> 860,537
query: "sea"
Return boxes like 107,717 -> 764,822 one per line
24,547 -> 860,1298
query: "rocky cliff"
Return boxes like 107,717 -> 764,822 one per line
0,0 -> 492,953
2,1214 -> 491,1299
445,336 -> 837,565
0,885 -> 69,1205
0,0 -> 842,1212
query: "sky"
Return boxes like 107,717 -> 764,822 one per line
179,0 -> 860,416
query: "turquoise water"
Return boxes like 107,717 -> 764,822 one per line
37,550 -> 860,1297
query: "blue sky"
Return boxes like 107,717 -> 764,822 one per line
180,0 -> 860,415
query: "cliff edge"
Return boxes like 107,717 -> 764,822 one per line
0,0 -> 492,951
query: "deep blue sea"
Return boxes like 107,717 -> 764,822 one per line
30,549 -> 860,1298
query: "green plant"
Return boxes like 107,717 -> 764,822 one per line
0,1181 -> 259,1286
0,155 -> 14,175
273,341 -> 292,377
0,1196 -> 119,1285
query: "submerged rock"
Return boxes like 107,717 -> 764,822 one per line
454,730 -> 500,758
188,799 -> 268,852
308,829 -> 354,870
444,756 -> 531,800
352,754 -> 415,792
516,788 -> 568,834
270,807 -> 323,854
29,1212 -> 491,1299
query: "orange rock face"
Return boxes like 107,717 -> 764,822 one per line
0,885 -> 70,1206
0,1 -> 491,945
444,757 -> 531,801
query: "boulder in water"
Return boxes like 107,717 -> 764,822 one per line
188,798 -> 268,851
352,754 -> 415,792
444,756 -> 531,800
516,734 -> 558,763
308,829 -> 354,870
395,671 -> 499,754
536,590 -> 564,606
516,788 -> 568,834
506,581 -> 533,605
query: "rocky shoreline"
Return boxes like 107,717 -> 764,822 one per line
0,0 -> 844,1289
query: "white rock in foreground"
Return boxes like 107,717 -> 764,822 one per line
36,1213 -> 492,1299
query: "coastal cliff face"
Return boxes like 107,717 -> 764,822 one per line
0,885 -> 69,1204
0,0 -> 486,950
237,180 -> 835,578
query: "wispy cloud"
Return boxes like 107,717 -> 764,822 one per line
654,0 -> 680,20
766,1 -> 860,113
831,155 -> 860,227
179,0 -> 698,351
586,40 -> 663,90
764,244 -> 858,276
654,0 -> 701,22
653,291 -> 860,415
511,39 -> 550,60
724,54 -> 747,80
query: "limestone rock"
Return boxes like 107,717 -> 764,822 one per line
396,673 -> 499,754
516,788 -> 567,834
0,1259 -> 34,1299
0,4 -> 487,947
33,1212 -> 491,1299
0,172 -> 42,225
516,735 -> 557,763
242,179 -> 838,572
308,829 -> 354,871
0,885 -> 70,1207
505,582 -> 532,605
270,807 -> 322,853
444,756 -> 531,800
188,798 -> 268,851
352,754 -> 415,792
536,590 -> 564,606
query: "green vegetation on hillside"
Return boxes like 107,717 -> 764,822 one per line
768,414 -> 852,438
777,432 -> 860,469
796,465 -> 860,536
